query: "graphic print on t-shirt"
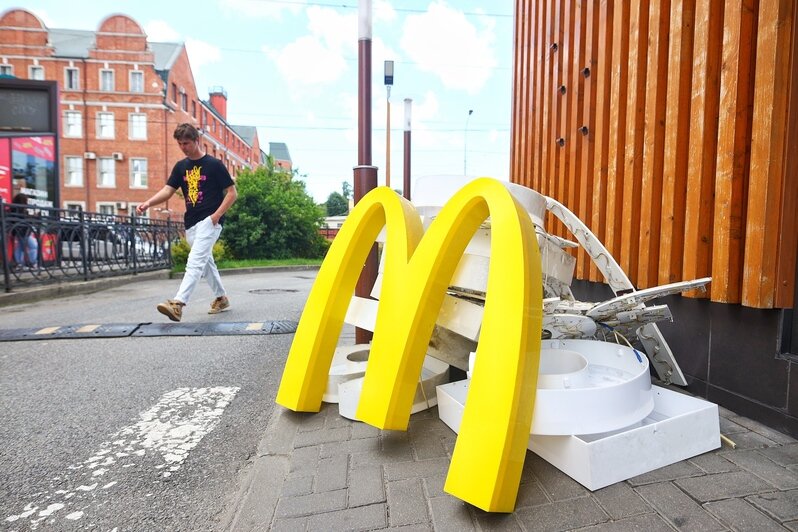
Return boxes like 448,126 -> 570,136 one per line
185,165 -> 205,206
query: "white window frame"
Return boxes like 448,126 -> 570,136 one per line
97,112 -> 115,139
65,156 -> 84,187
98,157 -> 115,188
0,64 -> 13,76
65,67 -> 79,90
29,65 -> 44,80
129,113 -> 147,140
100,69 -> 114,92
97,202 -> 116,215
130,70 -> 143,93
64,201 -> 85,212
63,111 -> 82,138
130,158 -> 148,188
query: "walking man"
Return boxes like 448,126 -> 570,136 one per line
136,123 -> 237,322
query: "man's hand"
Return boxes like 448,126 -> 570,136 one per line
136,202 -> 149,215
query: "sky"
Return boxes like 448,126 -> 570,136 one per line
10,0 -> 515,203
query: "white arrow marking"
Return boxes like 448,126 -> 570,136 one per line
5,386 -> 239,530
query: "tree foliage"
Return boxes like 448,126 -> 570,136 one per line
325,191 -> 349,216
222,163 -> 329,259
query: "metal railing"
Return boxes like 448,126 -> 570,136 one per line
1,200 -> 181,293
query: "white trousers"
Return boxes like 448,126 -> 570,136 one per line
174,217 -> 225,304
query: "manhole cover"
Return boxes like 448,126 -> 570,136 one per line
248,288 -> 299,294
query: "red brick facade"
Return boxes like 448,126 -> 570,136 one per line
0,8 -> 262,220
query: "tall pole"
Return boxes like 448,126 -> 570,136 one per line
354,0 -> 378,344
403,98 -> 412,200
464,109 -> 473,175
384,60 -> 394,189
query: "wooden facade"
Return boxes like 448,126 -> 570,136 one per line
511,0 -> 798,309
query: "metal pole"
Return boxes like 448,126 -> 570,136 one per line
386,88 -> 391,189
354,0 -> 377,344
464,109 -> 473,175
403,98 -> 412,200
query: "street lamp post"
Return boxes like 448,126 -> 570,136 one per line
464,109 -> 473,175
403,98 -> 412,200
384,60 -> 394,189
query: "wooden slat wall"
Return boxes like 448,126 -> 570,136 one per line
511,0 -> 798,308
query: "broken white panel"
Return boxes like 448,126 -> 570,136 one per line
440,340 -> 654,436
338,356 -> 450,420
586,278 -> 712,321
347,294 -> 483,342
542,314 -> 597,339
370,254 -> 491,300
323,344 -> 370,403
527,386 -> 720,491
539,235 -> 576,286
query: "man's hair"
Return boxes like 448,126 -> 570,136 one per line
173,123 -> 200,141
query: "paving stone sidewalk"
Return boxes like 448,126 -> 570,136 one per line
227,330 -> 798,531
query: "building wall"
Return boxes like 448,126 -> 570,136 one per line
512,0 -> 798,437
0,8 -> 261,220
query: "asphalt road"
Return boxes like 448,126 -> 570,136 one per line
0,269 -> 317,531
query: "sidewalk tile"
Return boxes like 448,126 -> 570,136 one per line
515,497 -> 608,531
473,511 -> 523,531
593,482 -> 651,519
627,460 -> 704,486
724,449 -> 798,489
514,480 -> 549,509
321,436 -> 380,460
271,516 -> 307,531
282,473 -> 314,497
275,489 -> 347,518
384,457 -> 451,481
705,498 -> 786,531
524,453 -> 588,501
305,503 -> 387,531
348,465 -> 386,507
727,430 -> 780,450
428,496 -> 477,532
690,452 -> 739,474
675,470 -> 775,502
635,482 -> 725,531
314,454 -> 349,493
747,488 -> 798,521
578,512 -> 675,531
289,446 -> 320,473
727,416 -> 798,445
759,443 -> 798,467
351,421 -> 380,440
294,426 -> 350,447
387,478 -> 429,527
422,475 -> 448,499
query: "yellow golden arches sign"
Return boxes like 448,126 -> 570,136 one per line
276,177 -> 543,512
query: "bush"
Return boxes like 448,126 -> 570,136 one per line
170,238 -> 229,269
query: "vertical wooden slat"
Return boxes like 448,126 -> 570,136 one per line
533,0 -> 548,192
658,0 -> 695,285
566,0 -> 585,225
576,0 -> 598,278
540,0 -> 555,196
548,0 -> 565,209
711,0 -> 755,303
604,0 -> 629,261
775,0 -> 798,308
589,0 -> 614,281
682,1 -> 723,294
516,0 -> 532,188
637,0 -> 671,288
619,1 -> 649,282
553,0 -> 574,239
744,0 -> 794,308
510,0 -> 524,184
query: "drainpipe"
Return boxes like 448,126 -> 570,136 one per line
81,59 -> 90,210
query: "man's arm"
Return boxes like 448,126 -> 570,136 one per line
210,185 -> 237,225
136,185 -> 177,215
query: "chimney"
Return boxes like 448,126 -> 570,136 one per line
209,86 -> 228,120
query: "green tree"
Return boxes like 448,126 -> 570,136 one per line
325,191 -> 349,216
341,180 -> 352,200
222,162 -> 328,259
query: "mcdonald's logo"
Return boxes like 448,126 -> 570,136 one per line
276,177 -> 543,512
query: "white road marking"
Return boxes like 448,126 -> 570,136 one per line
5,386 -> 239,530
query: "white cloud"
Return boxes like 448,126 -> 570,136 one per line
185,39 -> 222,70
218,0 -> 306,20
144,20 -> 180,42
400,1 -> 497,94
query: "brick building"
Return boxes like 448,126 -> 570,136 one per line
0,8 -> 269,220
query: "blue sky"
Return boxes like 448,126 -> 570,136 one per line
12,0 -> 514,203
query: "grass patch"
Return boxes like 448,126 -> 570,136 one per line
171,257 -> 323,273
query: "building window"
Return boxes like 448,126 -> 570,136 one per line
97,112 -> 114,139
65,67 -> 79,90
64,202 -> 85,212
29,65 -> 44,80
192,100 -> 196,118
0,64 -> 13,76
100,69 -> 114,92
129,113 -> 147,140
97,202 -> 116,215
98,158 -> 115,187
181,92 -> 188,111
64,111 -> 82,138
171,83 -> 177,102
130,70 -> 143,93
130,158 -> 148,188
65,156 -> 84,186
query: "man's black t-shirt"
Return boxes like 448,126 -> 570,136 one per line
167,154 -> 234,230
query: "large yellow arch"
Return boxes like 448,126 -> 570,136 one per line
276,177 -> 542,511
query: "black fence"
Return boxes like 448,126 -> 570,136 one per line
1,200 -> 181,293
